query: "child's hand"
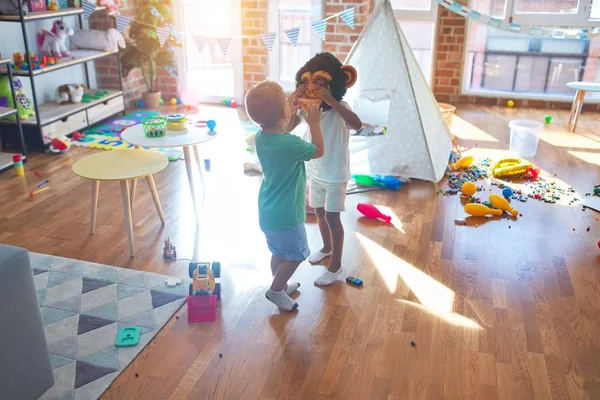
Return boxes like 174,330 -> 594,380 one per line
304,103 -> 322,127
317,87 -> 336,106
288,87 -> 302,113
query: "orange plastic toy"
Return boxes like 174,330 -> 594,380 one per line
450,156 -> 474,171
464,203 -> 503,217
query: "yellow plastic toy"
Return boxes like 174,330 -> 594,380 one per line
170,98 -> 178,105
464,203 -> 503,217
450,156 -> 474,171
189,262 -> 221,299
507,100 -> 514,108
489,194 -> 518,217
461,181 -> 477,196
491,158 -> 533,178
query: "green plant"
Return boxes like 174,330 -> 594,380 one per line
120,0 -> 181,93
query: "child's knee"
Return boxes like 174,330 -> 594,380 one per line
325,211 -> 341,225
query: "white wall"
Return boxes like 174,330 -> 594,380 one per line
0,14 -> 98,105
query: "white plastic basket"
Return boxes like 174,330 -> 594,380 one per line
509,119 -> 543,158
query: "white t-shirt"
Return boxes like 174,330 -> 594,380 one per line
299,101 -> 350,183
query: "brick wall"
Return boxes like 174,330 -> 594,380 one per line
323,0 -> 372,62
241,0 -> 269,94
90,0 -> 178,109
432,2 -> 600,110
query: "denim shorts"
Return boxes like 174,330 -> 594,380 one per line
262,224 -> 310,262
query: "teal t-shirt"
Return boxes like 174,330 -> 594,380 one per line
255,131 -> 316,231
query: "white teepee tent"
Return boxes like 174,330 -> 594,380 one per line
345,0 -> 452,183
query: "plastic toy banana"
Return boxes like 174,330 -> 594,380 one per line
491,158 -> 533,178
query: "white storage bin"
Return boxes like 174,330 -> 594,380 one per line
509,119 -> 543,157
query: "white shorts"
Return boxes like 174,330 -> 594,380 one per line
309,178 -> 347,212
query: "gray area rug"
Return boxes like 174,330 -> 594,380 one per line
31,253 -> 188,400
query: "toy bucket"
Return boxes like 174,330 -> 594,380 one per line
142,117 -> 167,138
187,295 -> 216,322
509,119 -> 543,158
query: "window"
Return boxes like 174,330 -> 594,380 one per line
392,0 -> 438,84
268,0 -> 322,92
464,0 -> 600,100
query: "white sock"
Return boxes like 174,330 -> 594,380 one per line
314,268 -> 344,286
285,282 -> 300,295
308,250 -> 332,263
265,289 -> 298,311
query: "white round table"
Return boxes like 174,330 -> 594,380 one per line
121,123 -> 217,218
566,82 -> 600,132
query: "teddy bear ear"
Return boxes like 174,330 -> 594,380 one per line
341,65 -> 357,89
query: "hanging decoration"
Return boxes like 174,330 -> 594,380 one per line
207,38 -> 217,54
82,0 -> 96,19
312,19 -> 328,41
157,27 -> 170,46
285,27 -> 301,47
435,0 -> 600,39
218,37 -> 231,55
260,32 -> 277,51
194,36 -> 206,53
115,15 -> 130,33
339,8 -> 355,29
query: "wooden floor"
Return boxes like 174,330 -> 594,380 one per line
2,104 -> 600,399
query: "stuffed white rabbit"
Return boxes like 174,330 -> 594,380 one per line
70,28 -> 126,53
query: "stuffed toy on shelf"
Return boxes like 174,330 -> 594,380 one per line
70,28 -> 126,53
37,19 -> 74,58
0,0 -> 28,15
58,83 -> 86,104
98,0 -> 121,15
0,76 -> 35,121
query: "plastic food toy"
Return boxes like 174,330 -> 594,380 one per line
461,181 -> 477,196
49,135 -> 70,153
189,261 -> 222,299
357,203 -> 392,223
489,194 -> 518,217
346,276 -> 363,286
450,155 -> 474,171
464,203 -> 503,217
166,113 -> 188,130
491,158 -> 534,178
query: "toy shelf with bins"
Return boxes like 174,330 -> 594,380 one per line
0,4 -> 123,152
0,58 -> 26,172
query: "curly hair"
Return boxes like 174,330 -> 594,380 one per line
295,52 -> 347,111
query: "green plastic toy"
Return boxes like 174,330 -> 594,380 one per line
115,326 -> 141,347
0,76 -> 35,121
352,174 -> 387,188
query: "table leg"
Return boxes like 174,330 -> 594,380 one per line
569,90 -> 585,132
193,145 -> 205,192
146,174 -> 165,225
90,180 -> 99,234
183,146 -> 199,217
120,180 -> 135,257
130,145 -> 141,211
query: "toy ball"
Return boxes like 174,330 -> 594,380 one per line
170,97 -> 177,105
159,98 -> 164,106
225,99 -> 231,107
229,100 -> 237,108
180,87 -> 200,108
137,99 -> 145,108
507,100 -> 514,108
545,115 -> 552,123
461,181 -> 477,196
176,98 -> 182,105
594,187 -> 600,195
221,99 -> 228,106
207,120 -> 216,131
502,187 -> 513,198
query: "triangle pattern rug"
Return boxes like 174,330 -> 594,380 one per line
31,253 -> 188,400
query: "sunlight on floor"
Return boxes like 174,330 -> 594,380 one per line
357,233 -> 481,329
399,300 -> 482,329
373,204 -> 405,233
568,150 -> 600,167
451,116 -> 499,142
539,129 -> 600,150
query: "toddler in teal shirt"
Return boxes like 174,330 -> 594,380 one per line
245,81 -> 324,311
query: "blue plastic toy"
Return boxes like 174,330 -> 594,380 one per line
137,99 -> 145,108
207,120 -> 216,131
374,175 -> 402,190
346,276 -> 363,286
502,187 -> 513,198
177,97 -> 182,105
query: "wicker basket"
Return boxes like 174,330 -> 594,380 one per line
438,103 -> 456,128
